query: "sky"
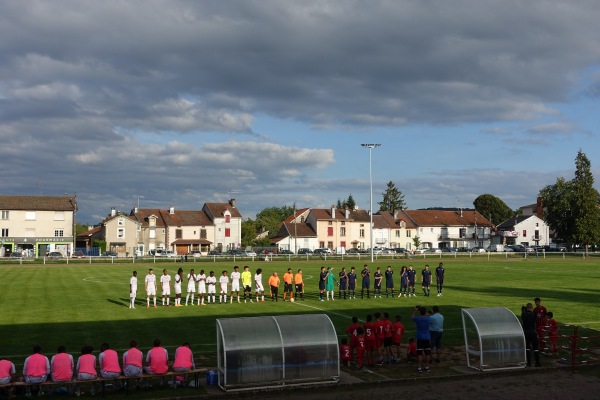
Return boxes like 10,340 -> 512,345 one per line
1,0 -> 600,224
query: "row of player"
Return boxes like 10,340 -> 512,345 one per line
0,340 -> 195,396
130,263 -> 446,308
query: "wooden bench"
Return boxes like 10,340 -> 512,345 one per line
1,368 -> 209,397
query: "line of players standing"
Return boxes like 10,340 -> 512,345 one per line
322,262 -> 446,300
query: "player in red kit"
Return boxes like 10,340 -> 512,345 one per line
340,338 -> 352,367
547,311 -> 559,354
363,314 -> 377,366
533,297 -> 548,352
354,328 -> 366,369
392,315 -> 405,362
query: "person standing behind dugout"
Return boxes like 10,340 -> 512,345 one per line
521,303 -> 541,367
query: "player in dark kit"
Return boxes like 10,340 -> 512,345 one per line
373,267 -> 383,298
407,265 -> 417,296
421,265 -> 432,297
435,262 -> 445,296
347,267 -> 357,299
361,265 -> 371,299
319,267 -> 328,302
338,267 -> 348,299
384,266 -> 394,298
398,266 -> 409,297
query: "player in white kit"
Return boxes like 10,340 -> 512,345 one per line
206,271 -> 217,304
230,266 -> 241,303
173,268 -> 183,306
129,271 -> 137,309
160,269 -> 171,306
196,269 -> 207,306
145,268 -> 157,308
255,268 -> 265,302
185,269 -> 196,306
219,271 -> 229,303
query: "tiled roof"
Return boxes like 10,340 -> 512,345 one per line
497,215 -> 532,229
310,208 -> 371,221
403,209 -> 492,227
283,208 -> 310,223
0,195 -> 77,211
130,208 -> 166,227
203,203 -> 243,218
280,222 -> 317,237
78,226 -> 101,238
160,210 -> 213,226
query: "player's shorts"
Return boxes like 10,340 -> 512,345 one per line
174,284 -> 182,295
430,331 -> 443,349
376,338 -> 383,349
339,281 -> 348,290
408,280 -> 415,286
348,282 -> 356,290
386,282 -> 394,288
383,337 -> 393,348
208,285 -> 216,294
392,336 -> 402,346
295,284 -> 303,293
422,281 -> 431,287
319,281 -> 325,290
244,285 -> 252,292
146,287 -> 156,296
362,280 -> 370,289
130,291 -> 137,298
162,287 -> 171,296
284,283 -> 293,293
436,278 -> 444,284
231,282 -> 240,292
256,283 -> 264,292
374,283 -> 382,289
187,284 -> 196,293
366,340 -> 377,351
220,284 -> 228,293
416,339 -> 431,355
198,283 -> 206,294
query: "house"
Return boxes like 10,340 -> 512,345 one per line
374,210 -> 418,250
79,209 -> 141,256
0,195 -> 77,257
403,209 -> 493,250
496,215 -> 550,247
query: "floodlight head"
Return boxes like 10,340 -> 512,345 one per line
361,143 -> 381,149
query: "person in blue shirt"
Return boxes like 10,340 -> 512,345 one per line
421,264 -> 432,297
347,267 -> 357,299
384,265 -> 394,298
398,266 -> 408,297
429,306 -> 444,363
361,265 -> 370,299
319,267 -> 327,302
411,306 -> 431,373
406,265 -> 417,296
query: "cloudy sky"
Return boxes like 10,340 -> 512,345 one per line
2,0 -> 600,224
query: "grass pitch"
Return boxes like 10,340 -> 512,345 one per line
1,257 -> 599,370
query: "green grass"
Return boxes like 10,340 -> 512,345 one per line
1,257 -> 599,371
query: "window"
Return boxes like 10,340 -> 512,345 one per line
327,227 -> 333,236
176,229 -> 182,239
341,221 -> 345,225
117,228 -> 125,238
327,241 -> 333,249
118,218 -> 124,226
328,221 -> 332,225
149,230 -> 156,239
359,229 -> 365,238
534,230 -> 539,240
225,214 -> 231,223
1,211 -> 8,220
54,229 -> 64,237
340,227 -> 346,236
395,230 -> 400,237
459,228 -> 466,238
522,230 -> 527,237
341,241 -> 346,248
406,230 -> 411,238
200,229 -> 207,239
1,228 -> 8,237
319,242 -> 324,248
25,211 -> 36,220
225,228 -> 231,237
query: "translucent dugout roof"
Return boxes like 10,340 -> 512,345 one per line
216,314 -> 339,391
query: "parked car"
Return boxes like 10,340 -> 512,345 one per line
425,248 -> 442,254
297,248 -> 313,255
470,247 -> 487,253
189,250 -> 202,258
102,251 -> 117,257
509,245 -> 525,252
394,248 -> 407,254
163,250 -> 177,258
441,247 -> 457,253
72,250 -> 85,258
314,248 -> 332,255
207,250 -> 222,256
242,250 -> 257,257
279,250 -> 294,255
228,249 -> 243,256
48,251 -> 63,259
346,248 -> 362,254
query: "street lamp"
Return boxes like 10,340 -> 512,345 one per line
361,143 -> 381,262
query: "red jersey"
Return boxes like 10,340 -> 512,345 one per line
340,344 -> 352,362
392,321 -> 405,344
374,320 -> 385,339
383,319 -> 393,338
534,305 -> 548,329
355,335 -> 366,354
346,323 -> 361,337
364,322 -> 376,342
407,342 -> 417,357
547,318 -> 559,338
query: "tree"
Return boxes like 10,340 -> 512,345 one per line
336,194 -> 357,210
539,149 -> 600,252
473,194 -> 514,225
378,181 -> 406,212
412,236 -> 421,251
241,218 -> 258,248
255,205 -> 295,238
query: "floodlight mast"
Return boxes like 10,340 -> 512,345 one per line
361,144 -> 381,262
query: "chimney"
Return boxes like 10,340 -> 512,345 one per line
331,205 -> 336,218
394,210 -> 398,219
134,205 -> 138,214
111,207 -> 116,217
169,206 -> 175,215
345,206 -> 350,219
229,198 -> 236,207
536,196 -> 543,219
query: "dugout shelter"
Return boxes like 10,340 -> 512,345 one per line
461,307 -> 527,371
216,314 -> 339,391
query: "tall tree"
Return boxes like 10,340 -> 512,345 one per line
241,218 -> 258,247
473,194 -> 514,225
255,205 -> 295,237
539,149 -> 600,252
346,194 -> 356,209
378,181 -> 406,212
